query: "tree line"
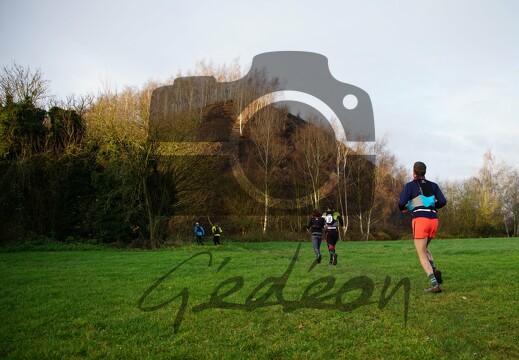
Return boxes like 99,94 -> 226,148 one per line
0,61 -> 517,247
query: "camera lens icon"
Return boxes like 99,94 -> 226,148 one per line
149,51 -> 375,211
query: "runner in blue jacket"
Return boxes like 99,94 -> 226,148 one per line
398,161 -> 447,293
194,222 -> 205,245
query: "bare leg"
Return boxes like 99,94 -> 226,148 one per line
416,232 -> 442,292
426,237 -> 434,262
414,237 -> 434,275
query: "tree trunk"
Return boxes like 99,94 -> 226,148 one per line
263,180 -> 268,234
142,176 -> 156,248
365,208 -> 372,241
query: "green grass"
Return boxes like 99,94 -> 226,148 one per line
1,238 -> 518,359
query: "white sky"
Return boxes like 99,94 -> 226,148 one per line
1,0 -> 518,182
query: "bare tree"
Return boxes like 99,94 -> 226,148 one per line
336,140 -> 351,236
246,105 -> 287,232
342,137 -> 401,240
342,141 -> 370,239
0,62 -> 50,107
474,150 -> 503,235
294,120 -> 336,209
495,163 -> 519,237
364,137 -> 400,240
440,150 -> 511,237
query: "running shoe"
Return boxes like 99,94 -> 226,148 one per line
424,284 -> 442,293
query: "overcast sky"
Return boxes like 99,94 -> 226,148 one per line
1,0 -> 518,182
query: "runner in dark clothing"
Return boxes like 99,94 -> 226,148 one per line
323,205 -> 344,265
307,209 -> 325,263
398,161 -> 447,293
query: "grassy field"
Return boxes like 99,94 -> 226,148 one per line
1,238 -> 518,359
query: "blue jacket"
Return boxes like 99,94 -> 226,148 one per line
194,225 -> 205,236
398,178 -> 447,219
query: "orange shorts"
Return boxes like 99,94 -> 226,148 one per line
412,217 -> 438,239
